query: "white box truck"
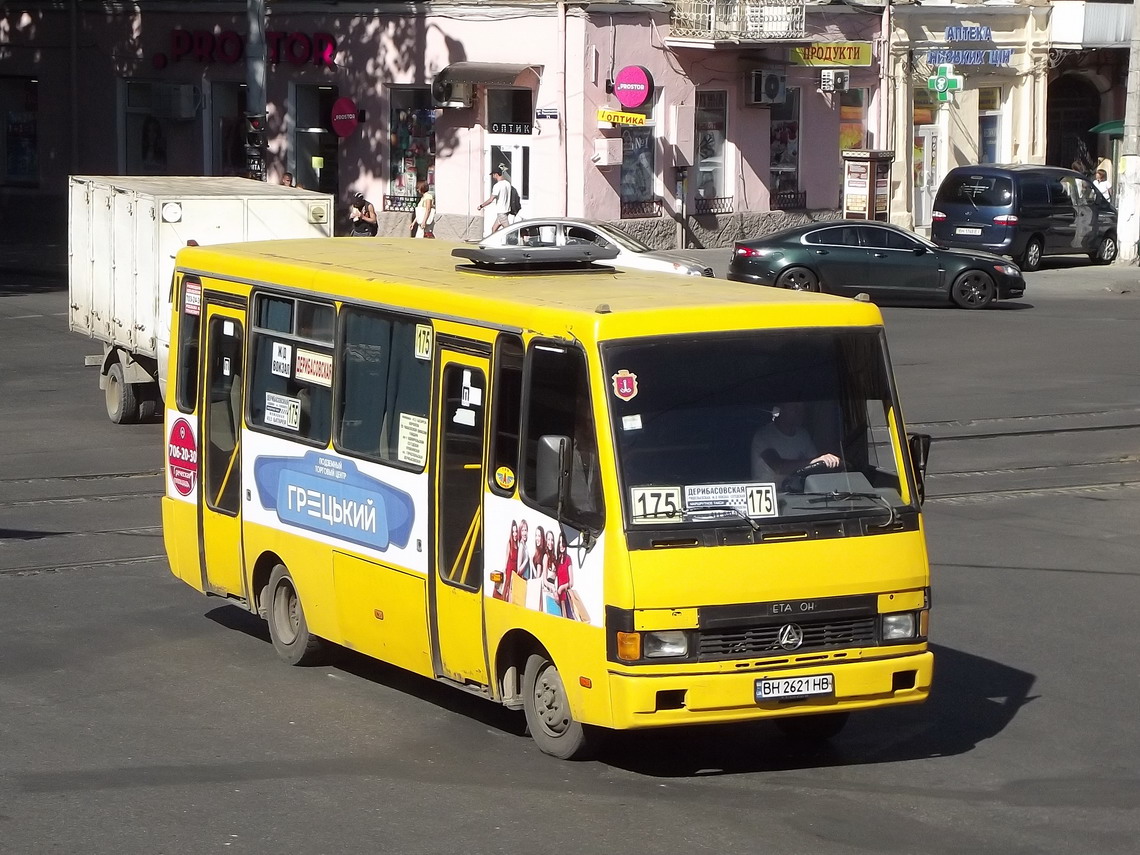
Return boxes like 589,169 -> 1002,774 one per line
68,176 -> 334,423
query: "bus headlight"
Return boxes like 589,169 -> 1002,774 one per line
644,630 -> 689,658
882,612 -> 917,641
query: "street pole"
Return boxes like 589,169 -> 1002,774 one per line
1115,0 -> 1140,263
245,0 -> 268,180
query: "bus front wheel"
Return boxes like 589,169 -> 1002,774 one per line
265,564 -> 326,666
522,653 -> 597,760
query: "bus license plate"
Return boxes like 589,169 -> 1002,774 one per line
956,227 -> 983,236
755,674 -> 834,702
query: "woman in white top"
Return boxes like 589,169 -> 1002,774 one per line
412,180 -> 436,238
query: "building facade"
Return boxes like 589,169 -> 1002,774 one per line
0,0 -> 1129,245
0,0 -> 890,244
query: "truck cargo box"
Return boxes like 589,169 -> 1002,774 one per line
67,176 -> 333,422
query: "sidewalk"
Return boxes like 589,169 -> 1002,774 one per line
0,191 -> 67,283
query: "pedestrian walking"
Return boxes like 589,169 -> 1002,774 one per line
477,169 -> 512,233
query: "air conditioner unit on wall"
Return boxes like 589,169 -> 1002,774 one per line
746,69 -> 786,106
820,69 -> 851,93
431,78 -> 473,109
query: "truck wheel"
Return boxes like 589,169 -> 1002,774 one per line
265,564 -> 326,666
105,362 -> 139,424
522,653 -> 598,760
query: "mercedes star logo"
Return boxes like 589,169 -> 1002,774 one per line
777,623 -> 804,650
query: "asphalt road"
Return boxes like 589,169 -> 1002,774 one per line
2,259 -> 1139,854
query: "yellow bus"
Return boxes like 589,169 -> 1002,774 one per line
162,238 -> 933,759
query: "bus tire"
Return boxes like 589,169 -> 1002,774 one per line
105,361 -> 139,424
265,564 -> 326,666
775,711 -> 850,742
522,653 -> 596,760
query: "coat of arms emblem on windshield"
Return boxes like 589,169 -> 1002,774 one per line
611,369 -> 638,401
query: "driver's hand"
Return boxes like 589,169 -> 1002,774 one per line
812,453 -> 841,469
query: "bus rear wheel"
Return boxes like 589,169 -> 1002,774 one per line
265,564 -> 326,666
522,653 -> 597,760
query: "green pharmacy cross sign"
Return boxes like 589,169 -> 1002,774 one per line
927,63 -> 964,102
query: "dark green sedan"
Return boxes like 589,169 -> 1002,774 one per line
728,220 -> 1025,309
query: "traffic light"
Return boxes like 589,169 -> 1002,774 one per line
244,112 -> 266,147
243,112 -> 267,181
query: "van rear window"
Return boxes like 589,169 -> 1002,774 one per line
936,175 -> 1013,207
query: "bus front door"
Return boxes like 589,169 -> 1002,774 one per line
197,304 -> 246,598
431,349 -> 490,686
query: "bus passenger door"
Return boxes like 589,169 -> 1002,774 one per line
431,349 -> 490,686
198,303 -> 246,598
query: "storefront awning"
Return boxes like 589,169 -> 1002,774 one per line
1090,119 -> 1123,136
436,62 -> 542,86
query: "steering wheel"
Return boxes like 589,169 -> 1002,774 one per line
791,460 -> 830,480
781,459 -> 832,493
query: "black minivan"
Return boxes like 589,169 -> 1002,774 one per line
931,164 -> 1117,271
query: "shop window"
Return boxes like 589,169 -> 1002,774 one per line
620,90 -> 660,219
978,87 -> 1004,164
295,85 -> 339,195
913,88 -> 936,128
839,89 -> 868,151
487,89 -> 534,136
388,88 -> 436,212
770,88 -> 802,209
694,90 -> 729,214
1,77 -> 38,185
123,80 -> 175,176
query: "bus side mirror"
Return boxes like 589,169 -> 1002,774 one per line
908,432 -> 932,504
536,434 -> 571,510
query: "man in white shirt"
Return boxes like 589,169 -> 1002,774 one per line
751,401 -> 841,485
477,169 -> 512,233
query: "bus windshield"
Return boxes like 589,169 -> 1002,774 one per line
602,329 -> 912,531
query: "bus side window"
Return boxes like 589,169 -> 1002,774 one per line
175,276 -> 202,412
247,294 -> 334,446
521,343 -> 604,528
336,307 -> 432,467
489,335 -> 524,494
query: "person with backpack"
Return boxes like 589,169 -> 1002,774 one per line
477,168 -> 519,233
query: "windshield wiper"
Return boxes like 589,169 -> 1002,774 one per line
803,491 -> 897,528
682,504 -> 760,532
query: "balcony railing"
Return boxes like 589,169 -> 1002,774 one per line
771,190 -> 807,211
694,195 -> 734,215
670,0 -> 807,41
621,199 -> 663,219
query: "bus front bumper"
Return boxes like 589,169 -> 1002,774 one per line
606,651 -> 933,730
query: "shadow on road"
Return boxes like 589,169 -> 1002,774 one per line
204,604 -> 1036,775
600,643 -> 1036,776
0,275 -> 67,296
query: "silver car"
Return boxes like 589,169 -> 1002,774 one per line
478,218 -> 713,277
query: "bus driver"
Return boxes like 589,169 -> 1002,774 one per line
750,401 -> 841,484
